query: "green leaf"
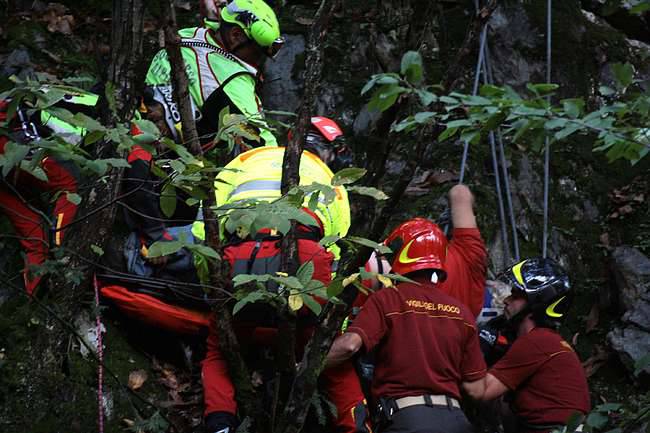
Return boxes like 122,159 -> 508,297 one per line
611,63 -> 634,88
18,161 -> 48,181
147,240 -> 183,258
347,236 -> 392,255
368,84 -> 406,112
586,411 -> 609,429
83,130 -> 105,146
90,244 -> 104,256
297,261 -> 315,285
66,192 -> 82,205
480,84 -> 505,97
360,74 -> 401,96
526,83 -> 559,96
544,118 -> 569,130
461,95 -> 492,106
85,159 -> 108,176
233,274 -> 269,287
0,142 -> 30,177
414,111 -> 436,123
233,291 -> 266,315
160,184 -> 177,218
307,191 -> 320,211
400,51 -> 424,84
346,186 -> 389,200
599,85 -> 616,96
439,95 -> 459,105
327,278 -> 344,299
446,119 -> 472,128
392,117 -> 417,133
561,98 -> 585,119
319,235 -> 340,247
271,275 -> 303,290
331,167 -> 367,186
301,294 -> 322,315
187,244 -> 220,260
595,403 -> 622,412
437,126 -> 458,142
554,124 -> 581,140
100,158 -> 131,168
416,89 -> 436,106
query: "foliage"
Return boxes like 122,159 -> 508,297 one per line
362,51 -> 440,113
362,51 -> 650,166
0,76 -> 136,183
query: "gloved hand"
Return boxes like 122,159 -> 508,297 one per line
204,411 -> 239,433
478,315 -> 510,366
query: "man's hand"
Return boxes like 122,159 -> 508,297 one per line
449,184 -> 477,229
478,315 -> 510,366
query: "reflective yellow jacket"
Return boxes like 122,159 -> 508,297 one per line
193,147 -> 350,257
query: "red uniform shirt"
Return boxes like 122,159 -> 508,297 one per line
348,282 -> 487,401
359,227 -> 487,317
489,327 -> 590,426
438,227 -> 487,317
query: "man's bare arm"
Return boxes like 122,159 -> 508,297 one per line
482,373 -> 509,400
324,332 -> 363,369
462,377 -> 486,400
449,184 -> 477,229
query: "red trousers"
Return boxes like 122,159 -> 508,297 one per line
0,149 -> 78,294
202,319 -> 372,433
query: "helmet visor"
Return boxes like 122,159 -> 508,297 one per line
265,37 -> 285,59
305,132 -> 335,165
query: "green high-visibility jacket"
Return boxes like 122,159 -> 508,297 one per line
145,26 -> 277,147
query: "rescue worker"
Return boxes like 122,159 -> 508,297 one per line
363,184 -> 487,318
476,257 -> 590,433
325,219 -> 487,433
142,0 -> 282,152
0,89 -> 98,295
122,0 -> 283,264
201,120 -> 370,433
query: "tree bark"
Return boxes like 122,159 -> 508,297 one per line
158,0 -> 261,423
275,2 -> 339,432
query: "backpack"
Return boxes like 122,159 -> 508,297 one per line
223,228 -> 333,324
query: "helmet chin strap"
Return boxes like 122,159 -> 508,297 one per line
505,305 -> 531,338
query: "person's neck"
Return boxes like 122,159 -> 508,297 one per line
209,28 -> 225,48
410,274 -> 435,285
517,317 -> 536,337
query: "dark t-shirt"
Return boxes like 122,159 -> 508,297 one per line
489,327 -> 590,426
348,282 -> 487,400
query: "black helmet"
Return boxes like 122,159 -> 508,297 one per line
501,257 -> 572,327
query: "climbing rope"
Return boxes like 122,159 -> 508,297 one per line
458,18 -> 488,184
93,274 -> 105,433
542,0 -> 552,258
482,30 -> 521,262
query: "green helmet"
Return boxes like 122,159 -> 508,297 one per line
221,0 -> 283,55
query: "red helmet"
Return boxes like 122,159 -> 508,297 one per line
287,117 -> 351,171
310,116 -> 343,141
383,218 -> 448,278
